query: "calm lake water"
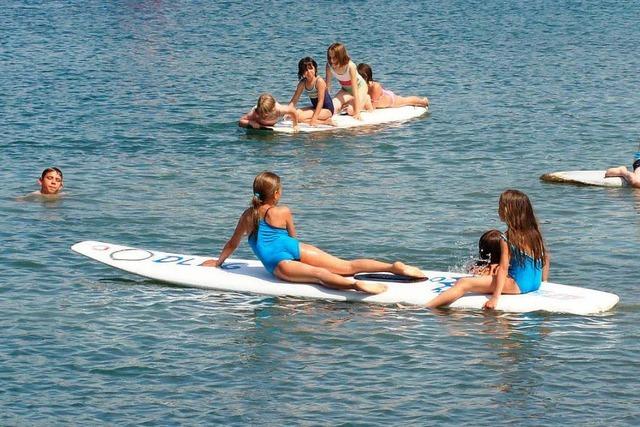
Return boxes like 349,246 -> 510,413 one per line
2,1 -> 640,425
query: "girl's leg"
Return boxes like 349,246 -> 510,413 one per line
297,108 -> 315,122
358,86 -> 374,111
299,243 -> 425,278
425,275 -> 519,308
392,95 -> 429,108
426,276 -> 494,308
332,90 -> 353,114
316,109 -> 335,125
274,260 -> 386,294
373,95 -> 393,109
297,108 -> 335,124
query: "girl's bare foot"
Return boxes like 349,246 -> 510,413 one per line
391,261 -> 426,279
354,281 -> 387,294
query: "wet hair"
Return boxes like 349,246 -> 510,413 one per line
327,42 -> 349,68
250,171 -> 281,237
477,229 -> 502,266
499,189 -> 546,264
297,57 -> 318,80
255,93 -> 276,118
41,167 -> 63,180
357,63 -> 373,84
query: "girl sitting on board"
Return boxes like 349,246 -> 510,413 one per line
326,42 -> 373,119
604,148 -> 640,188
426,189 -> 549,310
202,171 -> 425,294
288,57 -> 335,127
239,93 -> 299,131
357,63 -> 429,109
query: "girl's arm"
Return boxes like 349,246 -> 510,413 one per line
203,210 -> 251,267
348,63 -> 362,118
542,252 -> 550,281
325,64 -> 332,93
370,82 -> 383,106
483,239 -> 510,309
288,81 -> 304,108
239,110 -> 261,129
280,104 -> 299,130
283,206 -> 297,238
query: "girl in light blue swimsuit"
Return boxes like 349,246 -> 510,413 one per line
288,57 -> 334,127
427,189 -> 549,310
204,171 -> 426,294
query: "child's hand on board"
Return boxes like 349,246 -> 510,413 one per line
202,259 -> 220,267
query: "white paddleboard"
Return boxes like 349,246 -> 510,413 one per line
265,105 -> 428,133
71,241 -> 618,315
540,170 -> 627,187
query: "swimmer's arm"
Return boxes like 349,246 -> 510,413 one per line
348,63 -> 361,117
239,110 -> 261,129
484,239 -> 510,309
542,252 -> 550,281
204,210 -> 251,267
288,81 -> 304,108
325,64 -> 332,93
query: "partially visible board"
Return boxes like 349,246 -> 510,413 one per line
540,170 -> 626,187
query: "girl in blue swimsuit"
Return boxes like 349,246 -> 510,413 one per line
426,189 -> 550,310
204,171 -> 425,295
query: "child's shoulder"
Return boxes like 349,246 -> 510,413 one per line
273,204 -> 291,214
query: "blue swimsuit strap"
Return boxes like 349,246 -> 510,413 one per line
262,206 -> 275,227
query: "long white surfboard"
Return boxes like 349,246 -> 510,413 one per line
265,106 -> 428,133
540,170 -> 627,187
71,241 -> 618,315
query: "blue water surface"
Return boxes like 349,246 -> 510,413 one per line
2,1 -> 640,425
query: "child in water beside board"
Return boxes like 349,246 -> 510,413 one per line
469,229 -> 503,276
426,190 -> 549,310
604,147 -> 640,188
202,171 -> 425,294
239,93 -> 299,131
19,167 -> 64,200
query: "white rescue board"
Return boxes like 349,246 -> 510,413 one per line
266,106 -> 428,133
540,170 -> 627,187
71,241 -> 619,315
